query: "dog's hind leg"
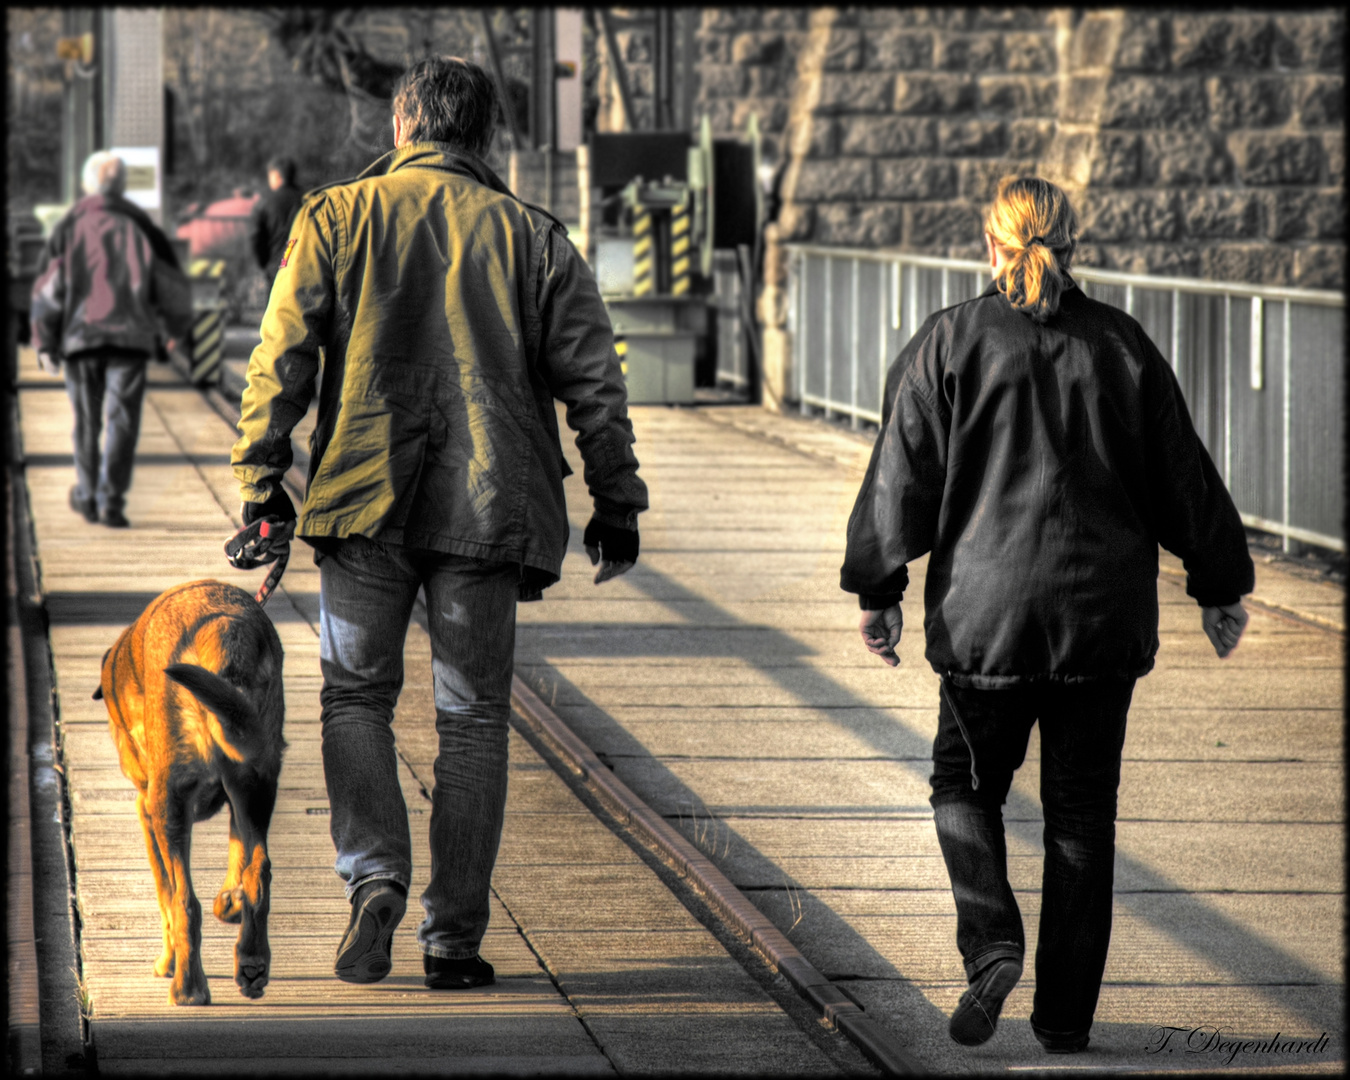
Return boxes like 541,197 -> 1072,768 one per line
137,791 -> 176,978
214,804 -> 246,924
225,772 -> 278,999
147,783 -> 211,1005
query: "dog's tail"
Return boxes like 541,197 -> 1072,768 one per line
164,663 -> 258,763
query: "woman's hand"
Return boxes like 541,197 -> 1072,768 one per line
1201,602 -> 1248,658
860,605 -> 903,667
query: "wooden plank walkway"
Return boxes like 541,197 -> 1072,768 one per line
514,403 -> 1345,1074
15,350 -> 854,1076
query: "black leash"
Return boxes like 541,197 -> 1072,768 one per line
224,517 -> 295,607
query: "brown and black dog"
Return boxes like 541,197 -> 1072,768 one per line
95,579 -> 286,1005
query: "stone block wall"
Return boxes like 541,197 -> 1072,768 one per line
689,7 -> 1344,299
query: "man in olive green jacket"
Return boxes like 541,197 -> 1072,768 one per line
231,58 -> 647,991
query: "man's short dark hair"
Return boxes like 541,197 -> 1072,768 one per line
392,57 -> 498,157
266,157 -> 297,184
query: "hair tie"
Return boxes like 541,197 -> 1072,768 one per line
1029,236 -> 1046,247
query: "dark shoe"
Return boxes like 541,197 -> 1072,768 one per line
424,953 -> 495,990
335,880 -> 406,984
1033,1026 -> 1091,1054
69,487 -> 98,523
100,508 -> 130,528
949,957 -> 1022,1046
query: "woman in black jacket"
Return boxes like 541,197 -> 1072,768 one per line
840,176 -> 1253,1053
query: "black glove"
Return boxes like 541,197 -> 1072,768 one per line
242,485 -> 297,526
583,516 -> 639,565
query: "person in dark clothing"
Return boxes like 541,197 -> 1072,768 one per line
247,156 -> 305,285
30,151 -> 192,528
840,176 -> 1254,1054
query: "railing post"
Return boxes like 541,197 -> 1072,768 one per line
1223,294 -> 1232,485
822,256 -> 832,420
1282,299 -> 1292,554
850,258 -> 860,429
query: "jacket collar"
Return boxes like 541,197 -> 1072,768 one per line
354,142 -> 515,198
981,271 -> 1080,299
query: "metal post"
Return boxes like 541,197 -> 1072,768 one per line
1171,288 -> 1181,378
823,256 -> 832,420
477,11 -> 521,148
1281,300 -> 1291,553
1125,283 -> 1135,316
940,266 -> 949,309
529,9 -> 555,152
1223,294 -> 1232,484
598,10 -> 636,132
654,8 -> 673,130
850,258 -> 860,428
1250,298 -> 1263,391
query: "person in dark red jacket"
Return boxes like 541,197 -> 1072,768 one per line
30,151 -> 192,528
840,176 -> 1254,1054
247,156 -> 305,287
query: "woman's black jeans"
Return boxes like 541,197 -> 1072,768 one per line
929,676 -> 1135,1041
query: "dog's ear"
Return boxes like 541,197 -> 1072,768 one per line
92,685 -> 103,700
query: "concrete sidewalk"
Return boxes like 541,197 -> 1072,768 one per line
15,351 -> 860,1076
514,403 -> 1344,1074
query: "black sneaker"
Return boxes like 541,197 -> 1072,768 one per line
100,508 -> 130,528
69,487 -> 98,523
424,953 -> 495,990
335,880 -> 406,984
949,957 -> 1022,1046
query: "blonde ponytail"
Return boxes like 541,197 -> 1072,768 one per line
985,176 -> 1078,323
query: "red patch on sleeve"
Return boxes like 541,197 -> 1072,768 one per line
279,238 -> 298,268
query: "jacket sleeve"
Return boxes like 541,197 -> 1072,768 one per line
231,197 -> 333,504
29,227 -> 68,356
534,227 -> 648,529
840,314 -> 949,606
1139,331 -> 1255,606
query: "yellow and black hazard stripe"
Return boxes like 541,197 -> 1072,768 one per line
190,306 -> 225,384
632,210 -> 654,297
614,333 -> 628,376
670,197 -> 691,297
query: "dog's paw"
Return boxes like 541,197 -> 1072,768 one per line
236,959 -> 269,999
214,888 -> 244,924
154,951 -> 175,978
170,980 -> 210,1007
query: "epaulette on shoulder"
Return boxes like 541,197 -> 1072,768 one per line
517,199 -> 568,235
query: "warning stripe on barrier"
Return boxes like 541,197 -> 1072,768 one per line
187,258 -> 227,279
670,201 -> 691,297
190,307 -> 225,383
632,210 -> 654,297
614,334 -> 628,376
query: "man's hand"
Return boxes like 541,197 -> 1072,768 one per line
1201,602 -> 1248,659
241,486 -> 297,527
583,516 -> 637,585
36,351 -> 60,376
860,605 -> 903,667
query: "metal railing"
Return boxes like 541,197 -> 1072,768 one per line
785,243 -> 1345,553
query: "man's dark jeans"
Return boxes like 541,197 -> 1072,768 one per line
316,536 -> 518,960
929,676 -> 1135,1041
63,351 -> 148,515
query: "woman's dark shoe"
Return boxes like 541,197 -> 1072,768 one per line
100,508 -> 130,528
949,958 -> 1022,1046
424,953 -> 495,990
335,880 -> 406,984
1033,1026 -> 1091,1054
